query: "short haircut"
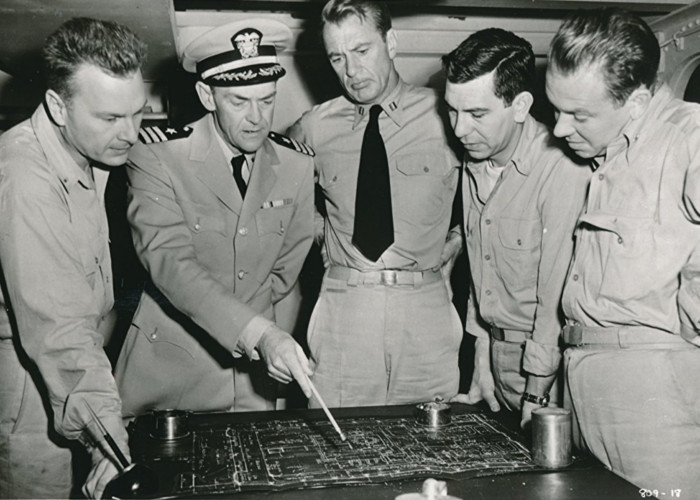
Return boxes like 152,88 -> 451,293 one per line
548,8 -> 660,106
321,0 -> 392,39
42,17 -> 147,101
442,28 -> 535,106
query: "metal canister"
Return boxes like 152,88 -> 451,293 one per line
150,409 -> 190,440
416,400 -> 451,428
531,407 -> 572,468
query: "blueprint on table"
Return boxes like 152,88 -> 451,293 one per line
173,413 -> 537,494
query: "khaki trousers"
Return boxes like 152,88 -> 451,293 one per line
0,339 -> 86,499
307,270 -> 462,408
564,343 -> 700,494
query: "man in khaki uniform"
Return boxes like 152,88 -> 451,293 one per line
115,19 -> 315,415
444,29 -> 590,428
546,8 -> 700,493
288,0 -> 463,407
0,18 -> 147,499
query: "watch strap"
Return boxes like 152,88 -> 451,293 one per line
522,392 -> 550,407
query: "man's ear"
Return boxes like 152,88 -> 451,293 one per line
627,86 -> 652,120
512,91 -> 534,123
386,28 -> 398,60
45,89 -> 68,126
195,81 -> 217,112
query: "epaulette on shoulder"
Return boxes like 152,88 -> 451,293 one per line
138,125 -> 193,144
268,131 -> 315,157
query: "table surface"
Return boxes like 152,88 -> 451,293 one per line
128,403 -> 641,500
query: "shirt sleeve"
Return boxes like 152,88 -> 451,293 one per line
523,159 -> 590,376
286,115 -> 325,246
678,243 -> 700,346
465,280 -> 490,339
269,155 -> 314,304
681,124 -> 700,223
0,184 -> 128,452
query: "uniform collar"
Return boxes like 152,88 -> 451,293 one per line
508,115 -> 537,176
352,78 -> 405,130
602,82 -> 673,165
31,103 -> 95,193
211,118 -> 255,166
466,114 -> 536,177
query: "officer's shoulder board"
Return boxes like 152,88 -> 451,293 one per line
268,131 -> 315,157
138,125 -> 193,144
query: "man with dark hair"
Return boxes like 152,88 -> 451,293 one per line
288,0 -> 463,407
0,17 -> 147,499
114,19 -> 315,416
546,8 -> 700,492
443,28 -> 590,427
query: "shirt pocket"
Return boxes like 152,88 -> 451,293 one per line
393,151 -> 453,227
131,295 -> 200,360
181,201 -> 227,236
180,201 -> 229,259
317,157 -> 357,234
585,213 -> 658,300
497,217 -> 540,289
255,204 -> 295,237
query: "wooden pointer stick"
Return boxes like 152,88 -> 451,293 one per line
305,376 -> 347,442
84,400 -> 130,470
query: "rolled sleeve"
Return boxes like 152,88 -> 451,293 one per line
522,340 -> 562,376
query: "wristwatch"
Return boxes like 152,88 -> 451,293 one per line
522,392 -> 550,407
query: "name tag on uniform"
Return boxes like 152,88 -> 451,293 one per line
261,198 -> 293,209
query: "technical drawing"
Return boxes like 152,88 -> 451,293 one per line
172,413 -> 537,495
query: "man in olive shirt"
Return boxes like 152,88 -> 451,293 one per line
547,8 -> 700,493
444,29 -> 590,427
288,0 -> 463,407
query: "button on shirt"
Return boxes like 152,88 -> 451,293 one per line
563,84 -> 700,344
0,105 -> 126,448
288,79 -> 460,271
465,116 -> 591,375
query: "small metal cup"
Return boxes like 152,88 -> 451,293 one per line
150,409 -> 190,440
416,400 -> 451,428
531,407 -> 572,468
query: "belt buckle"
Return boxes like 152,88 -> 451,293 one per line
380,270 -> 397,286
490,326 -> 504,341
564,324 -> 583,346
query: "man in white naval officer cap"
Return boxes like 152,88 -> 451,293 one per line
114,18 -> 316,416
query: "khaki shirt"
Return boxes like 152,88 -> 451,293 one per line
288,79 -> 461,271
563,84 -> 700,345
0,105 -> 127,448
465,116 -> 591,376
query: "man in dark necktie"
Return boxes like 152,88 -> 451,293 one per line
114,19 -> 316,416
288,0 -> 463,407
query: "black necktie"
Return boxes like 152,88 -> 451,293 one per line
352,105 -> 394,261
231,155 -> 247,198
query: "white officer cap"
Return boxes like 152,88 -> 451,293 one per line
182,18 -> 292,86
